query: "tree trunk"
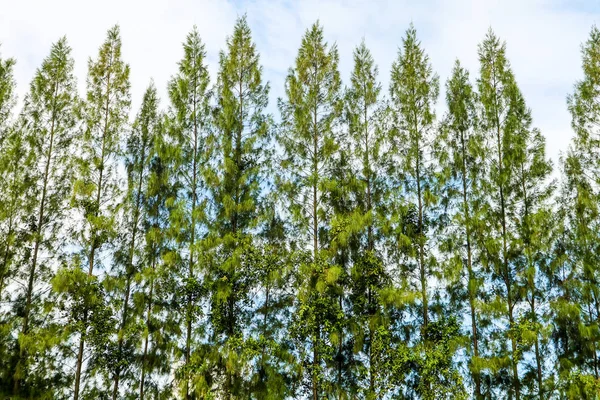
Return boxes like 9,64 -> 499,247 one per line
459,127 -> 482,399
74,53 -> 112,400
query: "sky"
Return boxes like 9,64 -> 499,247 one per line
1,0 -> 598,167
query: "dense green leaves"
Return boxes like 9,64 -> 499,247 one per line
279,21 -> 344,400
165,25 -> 211,399
64,24 -> 131,400
13,36 -> 80,398
0,17 -> 599,400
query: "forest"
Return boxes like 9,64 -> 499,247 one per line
0,13 -> 599,400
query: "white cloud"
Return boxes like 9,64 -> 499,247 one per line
0,0 -> 597,165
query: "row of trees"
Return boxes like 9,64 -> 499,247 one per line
0,15 -> 599,399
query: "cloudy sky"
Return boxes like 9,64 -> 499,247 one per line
1,0 -> 598,166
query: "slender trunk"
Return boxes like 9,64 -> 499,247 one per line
74,331 -> 86,400
111,278 -> 130,399
112,123 -> 148,400
363,92 -> 376,397
492,71 -> 520,399
312,92 -> 320,400
21,79 -> 58,337
185,72 -> 199,400
459,128 -> 482,399
0,180 -> 17,303
411,110 -> 427,329
75,51 -> 113,400
519,161 -> 544,400
261,284 -> 270,364
368,321 -> 375,397
313,332 -> 320,400
140,259 -> 155,400
0,215 -> 14,300
533,304 -> 543,400
415,138 -> 430,395
15,79 -> 60,393
500,155 -> 520,400
337,294 -> 343,400
364,93 -> 373,251
416,165 -> 427,329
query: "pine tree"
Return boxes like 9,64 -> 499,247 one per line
278,21 -> 343,400
138,101 -> 176,400
390,25 -> 458,398
477,29 -> 518,398
0,53 -> 36,396
54,25 -> 130,400
477,29 -> 542,399
553,24 -> 600,397
108,82 -> 161,399
511,100 -> 554,400
165,26 -> 211,399
0,46 -> 18,301
10,37 -> 80,397
436,60 -> 487,398
343,40 -> 392,399
389,22 -> 439,332
198,15 -> 272,398
0,45 -> 16,135
246,214 -> 297,399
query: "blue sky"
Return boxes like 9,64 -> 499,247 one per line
1,0 -> 598,167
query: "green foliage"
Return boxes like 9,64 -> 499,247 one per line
165,25 -> 212,399
436,60 -> 488,398
1,16 -> 599,400
278,21 -> 344,399
105,82 -> 163,399
138,97 -> 178,400
551,24 -> 600,398
389,24 -> 440,331
194,15 -> 275,399
417,317 -> 468,400
0,47 -> 20,305
67,24 -> 131,400
476,29 -> 527,399
0,44 -> 16,133
11,36 -> 80,398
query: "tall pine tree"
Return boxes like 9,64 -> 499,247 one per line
196,15 -> 272,398
165,26 -> 211,399
138,98 -> 177,400
278,21 -> 343,400
0,46 -> 18,301
54,25 -> 130,400
12,37 -> 80,397
477,29 -> 546,399
109,81 -> 161,399
344,39 -> 393,399
436,60 -> 487,398
553,24 -> 600,397
389,23 -> 439,333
